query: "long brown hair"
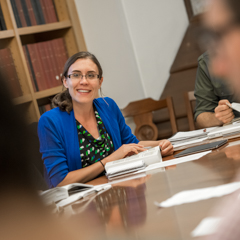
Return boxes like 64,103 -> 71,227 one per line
52,51 -> 103,113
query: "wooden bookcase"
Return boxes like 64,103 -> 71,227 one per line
0,0 -> 86,122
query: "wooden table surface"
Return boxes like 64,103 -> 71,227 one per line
62,138 -> 240,240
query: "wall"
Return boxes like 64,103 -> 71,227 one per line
74,0 -> 188,108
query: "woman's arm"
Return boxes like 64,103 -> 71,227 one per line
139,140 -> 174,156
58,143 -> 146,186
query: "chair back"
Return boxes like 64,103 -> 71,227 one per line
122,97 -> 177,140
184,91 -> 196,130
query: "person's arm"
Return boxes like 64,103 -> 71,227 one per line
58,143 -> 146,186
196,112 -> 222,128
139,140 -> 173,156
196,99 -> 234,128
194,53 -> 219,128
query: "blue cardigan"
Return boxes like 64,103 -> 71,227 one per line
38,97 -> 139,188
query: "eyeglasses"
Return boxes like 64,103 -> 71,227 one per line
67,73 -> 100,81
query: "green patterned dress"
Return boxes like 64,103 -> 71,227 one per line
76,107 -> 114,171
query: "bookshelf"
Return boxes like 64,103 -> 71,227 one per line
0,0 -> 87,122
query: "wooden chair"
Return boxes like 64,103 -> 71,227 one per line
121,97 -> 178,141
184,91 -> 196,130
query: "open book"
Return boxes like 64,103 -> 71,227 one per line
105,146 -> 162,179
40,183 -> 94,205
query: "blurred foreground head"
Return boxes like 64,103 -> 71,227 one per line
0,75 -> 35,193
203,0 -> 240,96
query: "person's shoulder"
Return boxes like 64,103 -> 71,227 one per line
94,97 -> 117,108
198,51 -> 209,65
39,107 -> 71,123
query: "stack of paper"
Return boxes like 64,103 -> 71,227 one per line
40,183 -> 93,205
105,146 -> 162,179
168,128 -> 216,149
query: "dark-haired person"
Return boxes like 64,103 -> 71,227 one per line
38,51 -> 173,188
0,74 -> 82,240
194,52 -> 240,128
202,0 -> 240,239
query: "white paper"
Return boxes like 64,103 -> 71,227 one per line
124,150 -> 211,177
155,181 -> 240,208
191,217 -> 222,237
56,185 -> 111,208
168,129 -> 207,141
227,102 -> 240,112
168,127 -> 216,142
172,137 -> 208,149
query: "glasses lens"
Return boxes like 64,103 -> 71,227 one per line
87,74 -> 96,80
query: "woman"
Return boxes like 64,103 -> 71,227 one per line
38,51 -> 173,188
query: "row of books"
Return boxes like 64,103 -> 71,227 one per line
10,0 -> 58,28
0,4 -> 6,30
39,103 -> 53,115
23,38 -> 68,92
0,48 -> 22,98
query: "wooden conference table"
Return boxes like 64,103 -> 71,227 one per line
61,137 -> 240,240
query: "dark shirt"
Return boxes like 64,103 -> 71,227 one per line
194,52 -> 239,121
76,107 -> 114,171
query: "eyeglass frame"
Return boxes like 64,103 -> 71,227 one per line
67,72 -> 100,81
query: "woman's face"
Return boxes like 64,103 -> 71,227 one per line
63,58 -> 103,107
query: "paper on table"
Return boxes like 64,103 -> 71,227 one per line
129,151 -> 211,175
172,137 -> 208,149
155,181 -> 240,208
56,185 -> 111,208
191,217 -> 222,237
169,127 -> 216,142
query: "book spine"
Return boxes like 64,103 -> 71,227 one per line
15,0 -> 27,27
23,45 -> 39,92
34,0 -> 45,24
30,0 -> 41,25
45,0 -> 58,23
46,41 -> 61,87
58,38 -> 68,72
1,48 -> 23,98
0,4 -> 7,30
44,103 -> 52,112
39,0 -> 49,24
36,41 -> 53,88
40,41 -> 56,88
10,0 -> 22,28
20,0 -> 31,26
25,0 -> 37,25
50,39 -> 62,79
27,43 -> 48,91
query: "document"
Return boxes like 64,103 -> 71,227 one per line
40,183 -> 94,205
155,181 -> 240,208
169,127 -> 217,150
56,185 -> 112,208
105,146 -> 162,179
109,150 -> 211,179
226,102 -> 240,112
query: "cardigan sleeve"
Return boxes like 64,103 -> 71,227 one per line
38,112 -> 69,188
107,98 -> 139,144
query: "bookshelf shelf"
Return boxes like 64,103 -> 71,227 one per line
18,20 -> 72,36
0,30 -> 14,39
12,94 -> 32,105
0,0 -> 87,122
34,85 -> 63,100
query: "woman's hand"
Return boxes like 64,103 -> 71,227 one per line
158,140 -> 173,156
109,144 -> 146,161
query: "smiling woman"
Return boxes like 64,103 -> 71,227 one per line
38,51 -> 174,188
